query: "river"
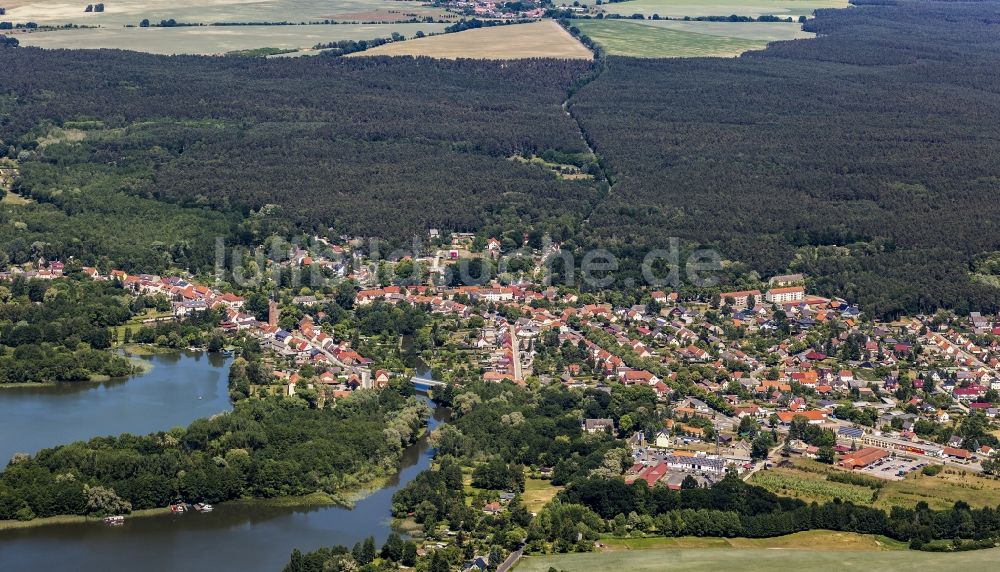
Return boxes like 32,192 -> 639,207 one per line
0,350 -> 448,572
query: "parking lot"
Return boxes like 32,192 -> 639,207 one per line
860,456 -> 925,481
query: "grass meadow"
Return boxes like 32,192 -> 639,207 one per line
515,543 -> 1000,572
750,458 -> 1000,511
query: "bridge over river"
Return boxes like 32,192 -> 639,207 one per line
410,376 -> 445,392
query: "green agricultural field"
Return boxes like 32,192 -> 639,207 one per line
575,19 -> 774,57
750,467 -> 876,505
636,19 -> 815,40
597,0 -> 849,19
599,530 -> 908,551
515,546 -> 1000,572
16,23 -> 449,55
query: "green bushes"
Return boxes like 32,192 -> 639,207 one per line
922,465 -> 944,476
826,471 -> 885,489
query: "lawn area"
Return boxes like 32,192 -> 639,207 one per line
522,478 -> 562,513
355,21 -> 593,60
515,546 -> 1000,572
750,458 -> 1000,511
596,0 -> 848,19
600,530 -> 907,552
574,20 -> 770,58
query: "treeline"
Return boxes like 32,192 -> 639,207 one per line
0,388 -> 428,520
569,0 -> 1000,317
312,32 -> 407,56
556,475 -> 1000,548
0,276 -> 137,383
444,18 -> 530,33
560,20 -> 603,58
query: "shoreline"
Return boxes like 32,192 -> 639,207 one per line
0,506 -> 173,531
0,352 -> 155,390
0,485 -> 389,532
0,450 -> 424,531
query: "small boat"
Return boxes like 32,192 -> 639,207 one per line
193,503 -> 213,512
104,515 -> 125,526
170,503 -> 187,513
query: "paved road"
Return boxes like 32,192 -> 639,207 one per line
497,547 -> 523,572
510,323 -> 523,383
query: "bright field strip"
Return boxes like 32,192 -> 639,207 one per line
354,21 -> 594,60
15,23 -> 449,55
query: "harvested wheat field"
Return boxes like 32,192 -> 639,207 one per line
353,20 -> 593,60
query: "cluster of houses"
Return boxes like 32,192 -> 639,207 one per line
439,0 -> 546,19
0,258 -> 65,281
16,233 -> 1000,475
32,263 -> 388,401
263,242 -> 1000,474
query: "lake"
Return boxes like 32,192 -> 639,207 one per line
0,350 -> 448,572
0,350 -> 232,467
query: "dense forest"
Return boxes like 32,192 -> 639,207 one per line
4,1 -> 1000,316
569,0 -> 1000,317
0,52 -> 599,263
0,159 -> 235,273
0,386 -> 427,520
0,276 -> 137,383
